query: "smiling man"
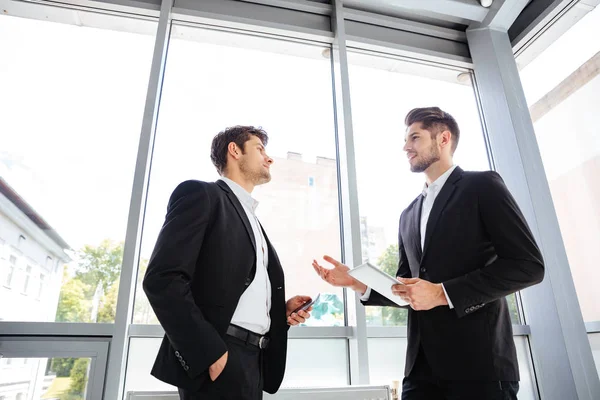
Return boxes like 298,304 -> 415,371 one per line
143,125 -> 312,400
313,107 -> 545,400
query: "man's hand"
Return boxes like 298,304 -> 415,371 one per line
391,278 -> 448,311
209,351 -> 228,381
286,295 -> 312,326
312,256 -> 367,294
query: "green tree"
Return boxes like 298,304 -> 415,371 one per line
133,258 -> 159,324
55,240 -> 153,323
55,267 -> 92,323
373,244 -> 408,326
96,281 -> 119,323
507,293 -> 520,323
49,357 -> 76,377
75,240 -> 124,298
59,358 -> 90,400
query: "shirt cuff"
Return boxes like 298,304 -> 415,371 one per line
360,287 -> 372,301
442,283 -> 454,309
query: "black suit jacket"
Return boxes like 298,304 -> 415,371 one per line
363,167 -> 544,381
143,179 -> 288,394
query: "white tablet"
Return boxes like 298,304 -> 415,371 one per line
348,262 -> 409,307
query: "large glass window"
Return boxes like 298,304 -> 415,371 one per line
590,332 -> 600,378
0,337 -> 108,400
346,51 -> 520,326
0,357 -> 92,400
133,24 -> 343,326
519,5 -> 600,324
367,336 -> 538,399
0,13 -> 156,323
125,337 -> 348,391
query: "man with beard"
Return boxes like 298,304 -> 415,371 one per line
143,126 -> 313,400
312,107 -> 545,400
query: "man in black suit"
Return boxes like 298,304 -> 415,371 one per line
313,107 -> 544,399
143,126 -> 313,400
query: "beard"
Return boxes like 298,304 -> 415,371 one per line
410,144 -> 440,173
240,158 -> 271,185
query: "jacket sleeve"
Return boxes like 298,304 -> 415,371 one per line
444,171 -> 545,318
143,180 -> 226,378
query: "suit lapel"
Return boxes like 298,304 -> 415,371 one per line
216,180 -> 256,252
412,195 -> 424,263
421,167 -> 463,260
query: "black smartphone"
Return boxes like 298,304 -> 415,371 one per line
291,293 -> 320,314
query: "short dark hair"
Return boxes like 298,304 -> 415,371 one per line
210,126 -> 269,175
404,107 -> 460,153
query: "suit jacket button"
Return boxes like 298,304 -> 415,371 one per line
175,351 -> 180,357
184,365 -> 190,371
420,267 -> 426,273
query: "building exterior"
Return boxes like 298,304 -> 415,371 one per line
528,51 -> 600,322
0,177 -> 71,399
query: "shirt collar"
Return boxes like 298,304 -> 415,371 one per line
221,177 -> 259,213
422,165 -> 457,197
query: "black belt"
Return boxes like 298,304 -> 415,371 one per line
226,324 -> 270,349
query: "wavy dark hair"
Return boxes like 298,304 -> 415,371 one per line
405,107 -> 460,153
210,126 -> 269,175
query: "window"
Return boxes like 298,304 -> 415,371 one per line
346,51 -> 520,326
125,337 -> 348,391
367,336 -> 538,399
0,12 -> 156,322
0,238 -> 5,268
38,273 -> 45,300
519,5 -> 600,323
22,265 -> 32,294
133,24 -> 342,326
0,357 -> 92,400
5,255 -> 17,288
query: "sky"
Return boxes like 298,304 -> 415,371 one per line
1,4 -> 598,315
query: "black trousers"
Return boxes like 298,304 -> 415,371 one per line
178,335 -> 263,400
402,347 -> 519,400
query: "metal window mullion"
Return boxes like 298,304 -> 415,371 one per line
102,0 -> 174,399
330,0 -> 369,386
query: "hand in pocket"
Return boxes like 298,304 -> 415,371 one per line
209,351 -> 228,381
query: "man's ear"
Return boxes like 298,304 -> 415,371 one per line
228,142 -> 241,160
439,130 -> 452,148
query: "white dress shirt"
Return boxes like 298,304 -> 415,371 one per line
221,177 -> 271,334
361,165 -> 457,309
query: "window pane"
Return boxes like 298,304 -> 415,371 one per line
125,338 -> 348,393
134,24 -> 342,326
0,13 -> 156,322
519,6 -> 600,322
345,52 -> 518,325
590,332 -> 600,379
367,336 -> 538,399
125,338 -> 175,393
281,339 -> 348,387
0,357 -> 91,400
